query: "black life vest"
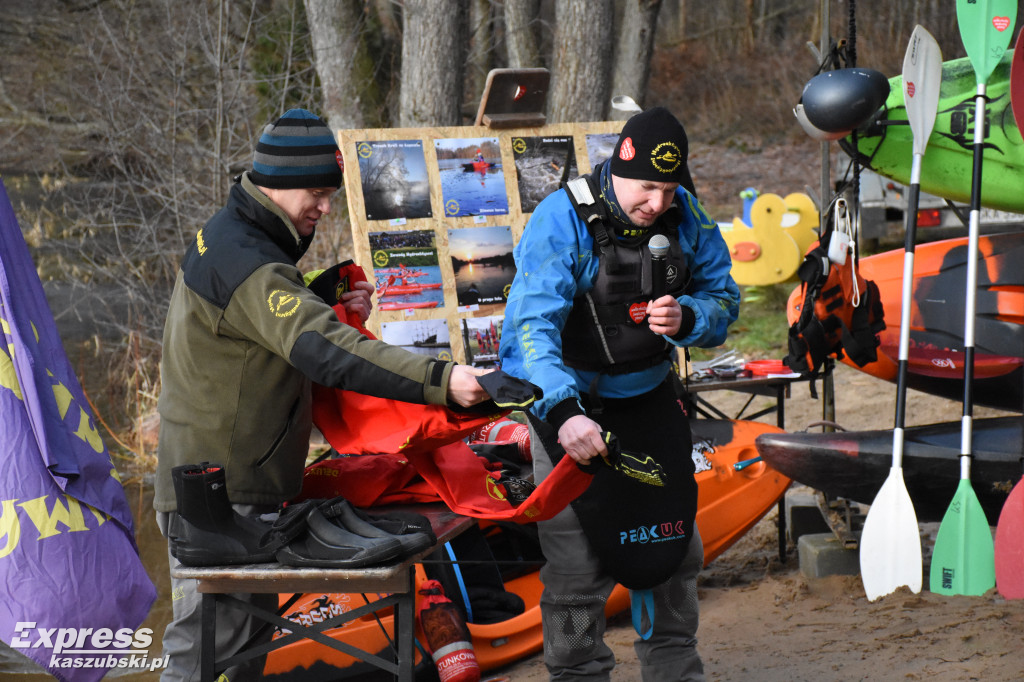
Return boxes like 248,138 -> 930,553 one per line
560,174 -> 690,375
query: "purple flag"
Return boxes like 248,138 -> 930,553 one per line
0,179 -> 157,681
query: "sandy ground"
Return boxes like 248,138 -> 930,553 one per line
492,363 -> 1024,682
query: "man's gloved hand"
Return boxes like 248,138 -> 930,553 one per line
577,432 -> 666,487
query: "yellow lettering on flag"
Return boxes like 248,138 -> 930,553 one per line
72,404 -> 104,454
0,316 -> 23,400
19,495 -> 90,539
48,371 -> 105,454
50,373 -> 73,419
0,499 -> 21,559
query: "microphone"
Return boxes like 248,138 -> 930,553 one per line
649,234 -> 669,300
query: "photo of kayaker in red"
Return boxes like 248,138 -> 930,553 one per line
435,137 -> 508,217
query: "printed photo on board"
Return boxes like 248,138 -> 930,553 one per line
357,139 -> 432,221
434,137 -> 509,217
461,315 -> 503,369
368,229 -> 445,311
380,318 -> 453,362
447,225 -> 515,310
585,133 -> 619,168
511,136 -> 577,214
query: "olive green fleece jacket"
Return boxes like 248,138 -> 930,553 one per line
154,174 -> 453,512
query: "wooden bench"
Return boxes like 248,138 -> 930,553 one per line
170,505 -> 475,681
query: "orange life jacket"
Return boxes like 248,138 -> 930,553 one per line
784,235 -> 885,375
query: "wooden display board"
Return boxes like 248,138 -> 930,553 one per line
336,121 -> 624,366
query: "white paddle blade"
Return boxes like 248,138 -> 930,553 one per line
611,95 -> 642,113
902,25 -> 943,157
860,469 -> 923,601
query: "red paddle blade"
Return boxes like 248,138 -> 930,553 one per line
995,477 -> 1024,599
1011,29 -> 1024,134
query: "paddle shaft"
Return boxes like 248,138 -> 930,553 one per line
859,26 -> 937,602
929,1 -> 1014,597
959,86 -> 988,477
893,25 -> 942,470
892,155 -> 923,468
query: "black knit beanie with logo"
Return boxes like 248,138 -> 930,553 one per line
250,109 -> 343,190
610,107 -> 696,197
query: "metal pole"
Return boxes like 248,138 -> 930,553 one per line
819,0 -> 831,213
819,0 -> 837,428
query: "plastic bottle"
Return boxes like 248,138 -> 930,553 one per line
468,417 -> 531,461
417,579 -> 481,682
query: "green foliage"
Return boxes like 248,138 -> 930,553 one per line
690,283 -> 794,364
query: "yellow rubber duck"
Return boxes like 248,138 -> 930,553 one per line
780,192 -> 819,257
722,192 -> 803,286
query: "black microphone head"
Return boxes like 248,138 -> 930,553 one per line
649,234 -> 670,258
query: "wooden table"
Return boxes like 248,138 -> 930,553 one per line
171,506 -> 475,682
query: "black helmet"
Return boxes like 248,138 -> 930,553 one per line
800,68 -> 891,133
793,102 -> 849,141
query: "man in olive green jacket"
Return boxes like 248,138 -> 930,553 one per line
154,109 -> 489,681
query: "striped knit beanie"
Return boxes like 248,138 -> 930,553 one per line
251,109 -> 343,190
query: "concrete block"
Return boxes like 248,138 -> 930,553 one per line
798,532 -> 860,579
785,488 -> 831,544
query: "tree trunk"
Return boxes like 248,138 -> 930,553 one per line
610,0 -> 662,117
504,0 -> 542,67
399,0 -> 467,127
465,0 -> 493,114
304,0 -> 384,129
548,0 -> 613,123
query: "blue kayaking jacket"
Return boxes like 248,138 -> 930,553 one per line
498,184 -> 740,426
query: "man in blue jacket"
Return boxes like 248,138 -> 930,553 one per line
499,107 -> 739,681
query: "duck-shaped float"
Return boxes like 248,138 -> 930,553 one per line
722,190 -> 818,286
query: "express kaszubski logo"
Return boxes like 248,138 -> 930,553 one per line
9,623 -> 169,672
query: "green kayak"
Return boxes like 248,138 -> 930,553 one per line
843,51 -> 1024,213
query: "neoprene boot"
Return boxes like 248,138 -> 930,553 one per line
322,498 -> 434,558
274,500 -> 405,569
169,463 -> 276,566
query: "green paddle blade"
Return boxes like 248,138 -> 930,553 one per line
956,0 -> 1018,87
902,26 -> 942,157
860,468 -> 922,601
995,477 -> 1024,599
930,479 -> 996,596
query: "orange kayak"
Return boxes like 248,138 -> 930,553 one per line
787,230 -> 1024,411
378,301 -> 440,310
262,418 -> 790,680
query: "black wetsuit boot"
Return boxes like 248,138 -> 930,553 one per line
169,463 -> 276,566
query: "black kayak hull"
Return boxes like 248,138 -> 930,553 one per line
755,417 -> 1023,524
